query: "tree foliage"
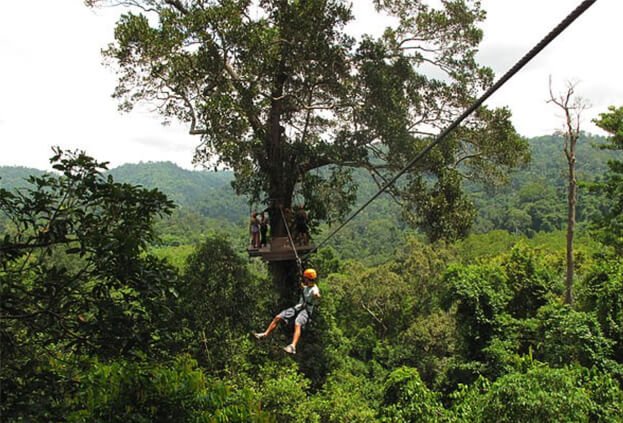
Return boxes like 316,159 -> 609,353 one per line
68,355 -> 272,422
0,149 -> 182,419
180,233 -> 262,371
380,366 -> 449,422
578,258 -> 623,363
452,365 -> 623,423
3,147 -> 623,420
590,105 -> 623,253
86,0 -> 528,243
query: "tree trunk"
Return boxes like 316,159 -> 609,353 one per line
266,192 -> 300,308
548,79 -> 586,305
264,58 -> 301,305
269,260 -> 300,308
565,146 -> 576,305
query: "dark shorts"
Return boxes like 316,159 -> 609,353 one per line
278,307 -> 311,327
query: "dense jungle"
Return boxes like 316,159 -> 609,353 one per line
2,0 -> 623,421
2,131 -> 623,421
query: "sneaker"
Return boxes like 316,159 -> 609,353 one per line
252,332 -> 266,340
283,344 -> 296,355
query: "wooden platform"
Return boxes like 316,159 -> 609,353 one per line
247,236 -> 315,261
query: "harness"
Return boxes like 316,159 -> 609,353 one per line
297,286 -> 318,312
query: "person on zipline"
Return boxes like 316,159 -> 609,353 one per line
253,268 -> 321,355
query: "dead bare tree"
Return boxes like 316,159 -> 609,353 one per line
548,77 -> 589,305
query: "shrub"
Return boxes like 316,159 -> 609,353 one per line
68,355 -> 271,422
380,366 -> 449,422
452,364 -> 623,423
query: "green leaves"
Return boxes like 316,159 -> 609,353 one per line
90,0 -> 528,244
67,355 -> 272,422
535,304 -> 613,369
0,149 -> 181,419
578,259 -> 623,362
380,366 -> 449,422
452,365 -> 623,423
443,262 -> 510,358
590,105 -> 623,253
179,234 -> 259,371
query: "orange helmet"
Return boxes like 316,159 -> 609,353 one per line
303,268 -> 317,280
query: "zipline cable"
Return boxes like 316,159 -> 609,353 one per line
304,0 -> 598,257
279,207 -> 304,274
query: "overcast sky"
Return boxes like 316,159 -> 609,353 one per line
1,0 -> 621,170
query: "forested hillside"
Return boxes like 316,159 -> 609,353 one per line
0,166 -> 46,190
1,134 -> 616,258
2,141 -> 622,421
109,162 -> 245,221
468,133 -> 618,235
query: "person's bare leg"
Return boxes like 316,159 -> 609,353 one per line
262,316 -> 282,337
291,323 -> 302,347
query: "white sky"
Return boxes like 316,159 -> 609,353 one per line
0,0 -> 621,171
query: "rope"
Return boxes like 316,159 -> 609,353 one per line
279,207 -> 303,274
304,0 -> 598,257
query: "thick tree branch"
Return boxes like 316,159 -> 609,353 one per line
163,0 -> 187,14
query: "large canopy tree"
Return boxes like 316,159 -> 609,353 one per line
86,0 -> 528,294
0,149 -> 182,417
591,105 -> 623,254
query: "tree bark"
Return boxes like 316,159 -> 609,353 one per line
264,26 -> 302,303
549,78 -> 586,305
565,148 -> 576,305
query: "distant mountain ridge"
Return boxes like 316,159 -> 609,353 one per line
0,161 -> 248,224
1,134 -> 619,233
109,161 -> 234,202
108,161 -> 249,223
0,166 -> 46,189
